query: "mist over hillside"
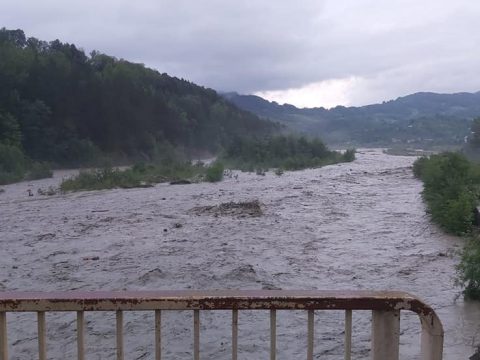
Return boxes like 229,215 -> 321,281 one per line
223,91 -> 480,147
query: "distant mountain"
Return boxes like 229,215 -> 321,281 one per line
0,28 -> 278,167
222,91 -> 480,147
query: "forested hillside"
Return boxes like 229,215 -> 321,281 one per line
0,28 -> 277,168
223,91 -> 480,147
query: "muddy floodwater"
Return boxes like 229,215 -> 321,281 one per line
1,149 -> 480,359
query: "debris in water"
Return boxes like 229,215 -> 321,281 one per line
138,268 -> 165,284
82,256 -> 100,261
37,186 -> 58,196
36,233 -> 56,241
170,179 -> 192,185
190,200 -> 263,218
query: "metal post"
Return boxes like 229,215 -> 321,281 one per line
38,311 -> 47,360
420,313 -> 443,360
270,309 -> 276,360
232,310 -> 238,360
155,310 -> 162,360
77,311 -> 85,360
371,310 -> 400,360
345,310 -> 352,360
116,311 -> 124,360
0,312 -> 7,360
307,310 -> 314,360
194,310 -> 200,360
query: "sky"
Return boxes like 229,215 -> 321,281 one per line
2,0 -> 480,108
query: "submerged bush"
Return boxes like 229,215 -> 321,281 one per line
205,161 -> 224,182
60,159 -> 224,192
61,167 -> 151,192
343,149 -> 356,162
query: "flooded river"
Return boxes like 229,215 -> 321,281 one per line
1,149 -> 479,359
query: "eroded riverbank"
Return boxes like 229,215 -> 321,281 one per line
0,149 -> 479,359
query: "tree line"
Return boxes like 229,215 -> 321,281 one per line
0,28 -> 277,183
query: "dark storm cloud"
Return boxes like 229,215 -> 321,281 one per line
2,0 -> 480,106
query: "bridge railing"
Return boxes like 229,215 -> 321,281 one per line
0,290 -> 443,360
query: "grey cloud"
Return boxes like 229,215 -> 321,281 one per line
1,0 -> 480,105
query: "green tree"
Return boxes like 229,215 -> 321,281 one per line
0,112 -> 21,147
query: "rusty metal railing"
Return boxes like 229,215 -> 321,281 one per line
0,290 -> 443,360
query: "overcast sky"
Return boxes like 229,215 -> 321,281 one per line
2,0 -> 480,108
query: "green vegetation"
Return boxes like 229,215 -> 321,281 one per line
0,28 -> 278,184
221,135 -> 355,171
205,161 -> 224,182
60,159 -> 227,192
413,152 -> 480,235
413,152 -> 480,299
0,143 -> 52,184
457,236 -> 480,300
0,143 -> 27,184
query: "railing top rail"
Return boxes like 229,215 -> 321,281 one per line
0,290 -> 437,317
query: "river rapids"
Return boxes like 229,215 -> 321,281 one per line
1,149 -> 479,359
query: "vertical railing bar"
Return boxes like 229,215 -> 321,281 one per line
371,310 -> 400,360
270,309 -> 276,360
232,309 -> 238,360
77,311 -> 85,360
155,310 -> 162,360
37,311 -> 47,360
307,310 -> 314,360
0,312 -> 7,360
116,310 -> 124,360
194,310 -> 200,360
344,310 -> 352,360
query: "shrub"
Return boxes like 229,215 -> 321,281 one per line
205,161 -> 224,182
255,168 -> 266,176
414,152 -> 480,234
343,149 -> 356,162
61,159 -> 225,192
415,152 -> 480,299
0,143 -> 28,184
275,168 -> 284,176
437,190 -> 476,235
412,156 -> 428,179
457,236 -> 480,300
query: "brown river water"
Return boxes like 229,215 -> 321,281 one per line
1,149 -> 480,359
